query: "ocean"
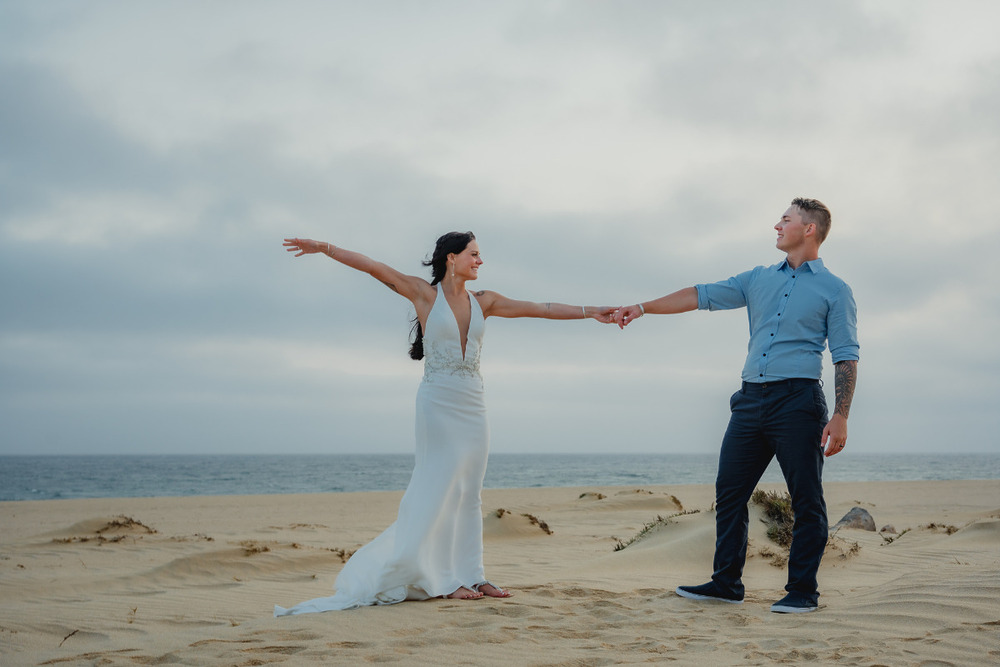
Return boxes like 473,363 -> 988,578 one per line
1,453 -> 998,502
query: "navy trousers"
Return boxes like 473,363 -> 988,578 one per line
711,379 -> 829,604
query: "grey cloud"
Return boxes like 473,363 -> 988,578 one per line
2,2 -> 999,457
0,62 -> 173,215
505,0 -> 902,130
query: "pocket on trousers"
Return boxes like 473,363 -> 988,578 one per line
729,389 -> 743,412
811,384 -> 829,422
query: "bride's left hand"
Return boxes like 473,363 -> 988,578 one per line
283,238 -> 326,257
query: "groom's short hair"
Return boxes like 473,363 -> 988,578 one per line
791,197 -> 832,244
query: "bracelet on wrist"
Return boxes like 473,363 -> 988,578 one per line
638,303 -> 645,315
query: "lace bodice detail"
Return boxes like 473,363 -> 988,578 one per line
422,288 -> 484,382
423,339 -> 481,380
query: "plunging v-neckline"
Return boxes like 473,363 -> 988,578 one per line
439,287 -> 473,361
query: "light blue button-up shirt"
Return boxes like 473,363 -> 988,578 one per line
696,258 -> 859,383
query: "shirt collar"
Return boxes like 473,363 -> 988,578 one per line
778,257 -> 825,273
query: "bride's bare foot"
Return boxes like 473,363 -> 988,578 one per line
443,587 -> 483,600
475,582 -> 513,598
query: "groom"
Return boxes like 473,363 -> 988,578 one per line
615,197 -> 859,613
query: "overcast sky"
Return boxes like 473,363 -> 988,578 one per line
2,1 -> 998,458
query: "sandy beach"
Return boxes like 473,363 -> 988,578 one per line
1,480 -> 998,666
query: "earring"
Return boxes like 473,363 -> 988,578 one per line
451,263 -> 455,278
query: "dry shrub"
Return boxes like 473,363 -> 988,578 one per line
751,489 -> 794,548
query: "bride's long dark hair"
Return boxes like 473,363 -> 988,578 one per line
409,231 -> 476,360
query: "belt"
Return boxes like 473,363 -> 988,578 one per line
742,378 -> 820,390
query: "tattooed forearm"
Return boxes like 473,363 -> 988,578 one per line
544,302 -> 552,311
834,360 -> 857,419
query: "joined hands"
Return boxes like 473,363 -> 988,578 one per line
588,307 -> 621,325
590,305 -> 644,328
612,305 -> 644,329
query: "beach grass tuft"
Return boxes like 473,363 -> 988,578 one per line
613,509 -> 701,552
751,489 -> 794,548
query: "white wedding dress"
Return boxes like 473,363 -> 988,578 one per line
275,287 -> 489,615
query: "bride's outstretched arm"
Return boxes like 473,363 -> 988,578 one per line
283,237 -> 433,306
474,290 -> 618,323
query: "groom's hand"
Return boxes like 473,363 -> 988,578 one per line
615,304 -> 643,329
822,414 -> 849,457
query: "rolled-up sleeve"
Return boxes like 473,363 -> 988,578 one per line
696,270 -> 753,311
827,283 -> 860,363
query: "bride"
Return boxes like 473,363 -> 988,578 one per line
274,231 -> 616,615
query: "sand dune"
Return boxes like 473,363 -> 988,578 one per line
1,480 -> 998,665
